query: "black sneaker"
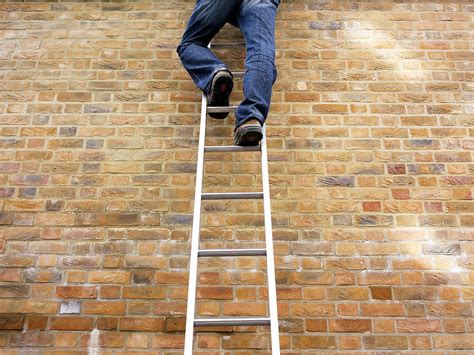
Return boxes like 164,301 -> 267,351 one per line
207,70 -> 233,119
234,119 -> 263,146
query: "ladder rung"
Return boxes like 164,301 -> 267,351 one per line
198,248 -> 266,257
232,71 -> 245,78
201,192 -> 263,200
207,106 -> 238,113
194,317 -> 271,327
205,145 -> 260,152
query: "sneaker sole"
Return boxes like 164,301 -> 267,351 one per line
208,72 -> 233,119
234,125 -> 263,146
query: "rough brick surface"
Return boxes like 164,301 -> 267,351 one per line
0,0 -> 473,353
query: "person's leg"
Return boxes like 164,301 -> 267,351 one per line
177,0 -> 239,94
235,0 -> 279,129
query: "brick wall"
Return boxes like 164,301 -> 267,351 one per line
1,0 -> 473,353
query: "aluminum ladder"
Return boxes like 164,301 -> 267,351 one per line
184,43 -> 280,354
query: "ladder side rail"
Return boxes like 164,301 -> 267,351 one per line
184,90 -> 208,355
261,125 -> 281,354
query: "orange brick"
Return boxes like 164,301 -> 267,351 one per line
100,286 -> 121,299
433,334 -> 474,349
0,315 -> 23,330
223,303 -> 267,316
55,333 -> 77,347
222,334 -> 268,349
364,335 -> 408,350
151,334 -> 184,349
339,335 -> 362,350
127,333 -> 148,349
361,304 -> 404,317
120,317 -> 164,332
306,319 -> 327,332
83,301 -> 125,315
10,332 -> 53,347
374,319 -> 395,333
196,287 -> 232,300
397,319 -> 441,333
370,287 -> 393,300
293,336 -> 336,349
56,286 -> 97,299
50,317 -> 94,331
26,316 -> 47,330
329,319 -> 372,333
443,319 -> 465,333
292,303 -> 335,317
88,271 -> 130,284
197,334 -> 220,349
123,286 -> 166,299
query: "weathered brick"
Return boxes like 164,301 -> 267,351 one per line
433,335 -> 474,349
0,285 -> 29,298
0,269 -> 22,282
292,303 -> 335,317
125,256 -> 167,269
0,315 -> 24,330
10,332 -> 53,347
98,213 -> 139,226
329,319 -> 371,333
422,243 -> 461,255
306,319 -> 327,332
427,303 -> 471,317
279,318 -> 304,333
0,162 -> 21,173
293,336 -> 336,349
223,303 -> 266,316
327,286 -> 369,300
151,334 -> 184,349
359,272 -> 401,285
123,286 -> 166,299
393,287 -> 437,300
63,228 -> 104,240
364,336 -> 408,350
83,301 -> 126,315
313,104 -> 348,114
397,319 -> 441,333
0,255 -> 35,267
89,271 -> 130,284
24,269 -> 62,283
289,272 -> 333,285
196,287 -> 232,300
3,300 -> 58,314
196,334 -> 219,349
50,316 -> 93,331
56,286 -> 97,299
370,287 -> 393,300
26,316 -> 48,330
97,317 -> 119,331
120,317 -> 164,331
61,256 -> 100,269
96,332 -> 126,348
361,304 -> 404,317
222,334 -> 268,349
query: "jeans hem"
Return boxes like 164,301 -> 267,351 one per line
235,117 -> 264,131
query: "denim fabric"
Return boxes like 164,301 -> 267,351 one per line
177,0 -> 279,129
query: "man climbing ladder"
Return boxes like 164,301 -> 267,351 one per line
178,1 -> 281,353
177,0 -> 280,146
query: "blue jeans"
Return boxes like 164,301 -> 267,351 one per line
177,0 -> 279,129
